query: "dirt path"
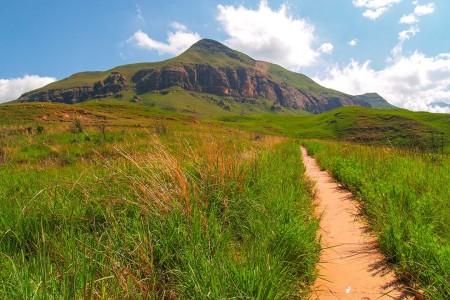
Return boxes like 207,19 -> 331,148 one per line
301,147 -> 413,300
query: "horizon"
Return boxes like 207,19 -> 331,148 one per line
1,0 -> 449,113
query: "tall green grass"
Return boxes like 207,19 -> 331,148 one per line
304,141 -> 449,299
0,135 -> 318,299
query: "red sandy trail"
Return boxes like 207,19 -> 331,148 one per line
301,147 -> 414,300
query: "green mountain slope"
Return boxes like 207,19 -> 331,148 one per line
14,39 -> 394,116
354,93 -> 398,109
216,106 -> 450,152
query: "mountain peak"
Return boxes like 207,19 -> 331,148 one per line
182,39 -> 255,66
190,39 -> 233,54
15,38 -> 394,114
354,93 -> 396,109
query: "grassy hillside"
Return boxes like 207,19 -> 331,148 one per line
1,102 -> 448,152
215,106 -> 450,153
14,39 -> 395,115
267,63 -> 348,99
354,93 -> 398,109
12,40 -> 259,100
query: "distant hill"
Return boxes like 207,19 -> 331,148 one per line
354,93 -> 397,109
15,39 -> 394,115
1,100 -> 449,152
216,106 -> 450,152
431,102 -> 450,108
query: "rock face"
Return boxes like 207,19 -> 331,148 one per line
20,86 -> 94,104
93,72 -> 128,95
19,72 -> 129,104
131,65 -> 367,113
16,39 -> 391,113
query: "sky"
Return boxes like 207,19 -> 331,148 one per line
1,0 -> 450,112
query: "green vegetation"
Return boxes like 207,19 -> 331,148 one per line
354,93 -> 397,109
216,106 -> 450,153
14,39 -> 394,116
135,87 -> 310,118
1,93 -> 449,299
267,64 -> 347,99
0,104 -> 319,298
304,140 -> 450,299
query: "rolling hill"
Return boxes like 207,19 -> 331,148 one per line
1,101 -> 448,153
14,39 -> 394,116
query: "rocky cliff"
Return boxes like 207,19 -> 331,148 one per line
131,65 -> 367,113
16,39 -> 392,114
19,72 -> 129,104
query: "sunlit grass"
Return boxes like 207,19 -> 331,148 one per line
304,140 -> 450,299
0,127 -> 319,299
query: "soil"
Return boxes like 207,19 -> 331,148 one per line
301,147 -> 414,300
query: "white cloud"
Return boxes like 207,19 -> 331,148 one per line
353,0 -> 402,9
171,22 -> 187,31
135,4 -> 145,26
429,104 -> 450,114
315,52 -> 450,113
391,25 -> 419,57
363,7 -> 389,20
399,13 -> 418,24
217,0 -> 326,70
128,23 -> 201,56
399,26 -> 420,42
346,0 -> 444,112
353,0 -> 402,20
414,3 -> 435,16
319,43 -> 334,54
394,2 -> 435,55
0,75 -> 56,103
398,3 -> 435,25
348,39 -> 358,46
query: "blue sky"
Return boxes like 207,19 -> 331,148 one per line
1,0 -> 449,112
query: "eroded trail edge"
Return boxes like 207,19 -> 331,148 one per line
301,147 -> 412,300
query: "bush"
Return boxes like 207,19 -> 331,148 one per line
36,125 -> 44,134
72,118 -> 83,133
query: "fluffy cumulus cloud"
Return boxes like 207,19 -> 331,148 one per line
339,1 -> 447,112
217,0 -> 328,70
315,52 -> 450,113
128,22 -> 201,56
353,0 -> 402,20
0,75 -> 56,103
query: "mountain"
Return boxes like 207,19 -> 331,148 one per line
15,39 -> 394,115
354,93 -> 397,109
431,102 -> 450,108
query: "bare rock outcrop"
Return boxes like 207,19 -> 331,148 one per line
131,65 -> 367,113
18,72 -> 129,104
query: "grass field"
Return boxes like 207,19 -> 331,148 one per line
0,108 -> 320,299
1,100 -> 449,299
304,140 -> 450,299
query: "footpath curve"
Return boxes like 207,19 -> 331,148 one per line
301,147 -> 413,300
